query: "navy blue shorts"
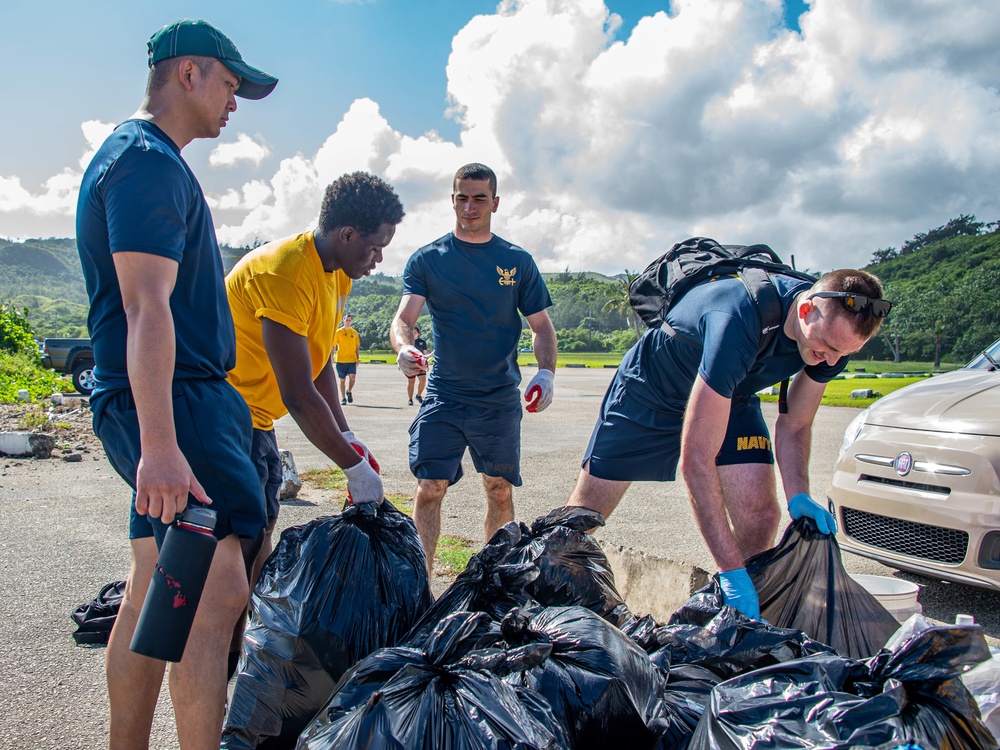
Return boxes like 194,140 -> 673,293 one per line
91,379 -> 267,544
408,395 -> 522,486
583,378 -> 773,482
251,428 -> 281,525
335,362 -> 357,378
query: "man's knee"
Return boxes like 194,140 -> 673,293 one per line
415,479 -> 448,506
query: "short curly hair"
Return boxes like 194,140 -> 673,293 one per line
318,172 -> 405,236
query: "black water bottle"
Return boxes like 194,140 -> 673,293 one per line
130,505 -> 218,662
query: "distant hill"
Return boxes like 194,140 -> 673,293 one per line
3,223 -> 997,361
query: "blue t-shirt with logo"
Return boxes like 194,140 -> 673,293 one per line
402,233 -> 552,408
76,120 -> 236,396
616,274 -> 847,418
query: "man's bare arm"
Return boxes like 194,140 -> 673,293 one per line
525,309 -> 557,371
113,251 -> 211,524
261,319 -> 359,467
678,375 -> 744,571
390,293 -> 426,351
773,374 -> 827,501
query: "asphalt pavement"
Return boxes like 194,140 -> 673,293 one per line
1,363 -> 997,749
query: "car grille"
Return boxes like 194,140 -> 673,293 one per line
842,508 -> 968,564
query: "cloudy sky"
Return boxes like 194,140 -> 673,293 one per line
2,0 -> 998,276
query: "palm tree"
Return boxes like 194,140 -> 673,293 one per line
602,270 -> 644,335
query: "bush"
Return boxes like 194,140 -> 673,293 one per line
0,304 -> 37,356
0,350 -> 63,403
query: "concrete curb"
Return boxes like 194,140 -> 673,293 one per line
600,540 -> 711,623
0,431 -> 55,458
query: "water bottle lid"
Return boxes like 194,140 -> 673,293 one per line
955,614 -> 975,626
180,506 -> 217,531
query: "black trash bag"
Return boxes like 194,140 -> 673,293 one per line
223,500 -> 432,750
745,517 -> 901,659
648,664 -> 718,750
642,602 -> 833,749
298,611 -> 568,750
687,615 -> 996,750
71,579 -> 126,645
650,604 -> 835,680
402,521 -> 539,649
480,604 -> 664,750
504,506 -> 634,627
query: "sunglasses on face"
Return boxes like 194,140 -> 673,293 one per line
808,291 -> 893,318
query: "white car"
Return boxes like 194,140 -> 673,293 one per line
827,338 -> 1000,592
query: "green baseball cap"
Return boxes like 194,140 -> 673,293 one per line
147,19 -> 278,100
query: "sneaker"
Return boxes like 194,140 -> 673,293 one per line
341,398 -> 347,405
408,398 -> 414,405
347,391 -> 353,403
415,394 -> 423,404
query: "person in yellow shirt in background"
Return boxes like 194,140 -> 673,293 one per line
333,313 -> 361,405
224,171 -> 405,678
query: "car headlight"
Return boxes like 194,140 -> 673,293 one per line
838,408 -> 869,462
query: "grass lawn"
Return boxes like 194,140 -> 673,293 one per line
758,375 -> 931,409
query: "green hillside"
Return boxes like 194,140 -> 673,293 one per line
2,218 -> 997,363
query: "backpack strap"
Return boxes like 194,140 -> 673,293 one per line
738,268 -> 792,414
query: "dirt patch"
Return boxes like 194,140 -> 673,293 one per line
0,396 -> 102,457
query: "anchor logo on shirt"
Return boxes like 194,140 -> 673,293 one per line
497,267 -> 517,286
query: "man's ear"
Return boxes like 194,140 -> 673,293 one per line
799,300 -> 814,319
338,226 -> 355,245
176,58 -> 198,92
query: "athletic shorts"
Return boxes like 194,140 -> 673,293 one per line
335,362 -> 357,378
251,428 -> 282,526
91,379 -> 267,545
408,395 -> 522,486
582,379 -> 773,482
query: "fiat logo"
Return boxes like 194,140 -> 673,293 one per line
895,451 -> 913,476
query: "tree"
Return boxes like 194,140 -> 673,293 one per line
900,214 -> 984,255
0,305 -> 37,356
869,247 -> 898,265
601,271 -> 643,335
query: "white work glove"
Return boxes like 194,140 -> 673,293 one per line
343,458 -> 383,504
397,345 -> 428,377
342,430 -> 379,473
524,369 -> 554,413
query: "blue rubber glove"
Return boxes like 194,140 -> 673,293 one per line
718,568 -> 760,620
787,493 -> 838,535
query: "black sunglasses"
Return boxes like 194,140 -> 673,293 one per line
808,291 -> 892,318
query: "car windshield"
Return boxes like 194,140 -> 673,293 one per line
964,336 -> 1000,371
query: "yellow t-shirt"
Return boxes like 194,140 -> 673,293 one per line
333,326 -> 360,363
226,231 -> 351,430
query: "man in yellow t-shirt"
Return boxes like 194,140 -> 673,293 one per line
225,172 -> 404,677
333,313 -> 361,404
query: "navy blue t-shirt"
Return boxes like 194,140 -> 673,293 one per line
617,274 -> 847,416
76,120 -> 236,395
402,233 -> 552,408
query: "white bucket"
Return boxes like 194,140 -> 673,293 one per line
850,574 -> 922,623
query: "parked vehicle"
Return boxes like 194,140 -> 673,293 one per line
41,338 -> 95,395
827,337 -> 1000,592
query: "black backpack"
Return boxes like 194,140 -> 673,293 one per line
71,580 -> 126,645
628,237 -> 816,411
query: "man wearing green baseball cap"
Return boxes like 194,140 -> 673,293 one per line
76,19 -> 276,749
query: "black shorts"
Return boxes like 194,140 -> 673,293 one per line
335,362 -> 357,378
408,395 -> 522,486
583,379 -> 774,482
251,428 -> 281,525
92,379 -> 267,544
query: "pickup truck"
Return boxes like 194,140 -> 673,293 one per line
41,338 -> 95,395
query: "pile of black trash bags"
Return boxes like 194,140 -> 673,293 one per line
222,504 -> 999,750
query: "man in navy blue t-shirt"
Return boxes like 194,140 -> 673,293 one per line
566,267 -> 890,620
390,163 -> 557,571
76,19 -> 276,747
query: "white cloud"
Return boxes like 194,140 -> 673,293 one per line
9,0 -> 1000,275
208,133 -> 271,168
